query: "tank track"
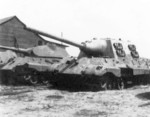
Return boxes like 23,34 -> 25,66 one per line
2,70 -> 150,91
1,69 -> 150,91
48,73 -> 150,91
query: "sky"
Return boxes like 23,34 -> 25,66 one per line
0,0 -> 150,58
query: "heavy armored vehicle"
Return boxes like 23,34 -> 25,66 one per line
0,44 -> 68,85
2,27 -> 150,90
9,27 -> 150,90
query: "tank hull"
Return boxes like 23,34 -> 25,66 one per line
43,56 -> 150,90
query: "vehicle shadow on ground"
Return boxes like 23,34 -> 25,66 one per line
136,92 -> 150,100
0,89 -> 33,96
136,92 -> 150,107
48,85 -> 104,92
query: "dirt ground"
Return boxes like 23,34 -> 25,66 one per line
0,84 -> 150,117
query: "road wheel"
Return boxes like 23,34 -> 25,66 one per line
100,74 -> 114,90
100,80 -> 108,90
29,75 -> 38,85
24,74 -> 31,81
117,78 -> 125,90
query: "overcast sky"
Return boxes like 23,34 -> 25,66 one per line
0,0 -> 150,57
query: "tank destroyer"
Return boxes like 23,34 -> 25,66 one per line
2,27 -> 150,90
9,27 -> 150,90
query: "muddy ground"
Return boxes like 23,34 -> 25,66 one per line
0,85 -> 150,117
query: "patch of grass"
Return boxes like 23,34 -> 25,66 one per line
75,109 -> 108,117
22,107 -> 40,112
46,95 -> 63,100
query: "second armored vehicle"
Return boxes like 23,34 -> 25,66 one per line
0,44 -> 69,85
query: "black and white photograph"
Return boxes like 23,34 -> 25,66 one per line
0,0 -> 150,116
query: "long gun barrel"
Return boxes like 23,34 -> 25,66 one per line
0,45 -> 30,55
0,45 -> 63,59
26,27 -> 109,57
27,27 -> 84,49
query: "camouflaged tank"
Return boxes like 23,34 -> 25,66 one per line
0,44 -> 68,85
18,27 -> 150,90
